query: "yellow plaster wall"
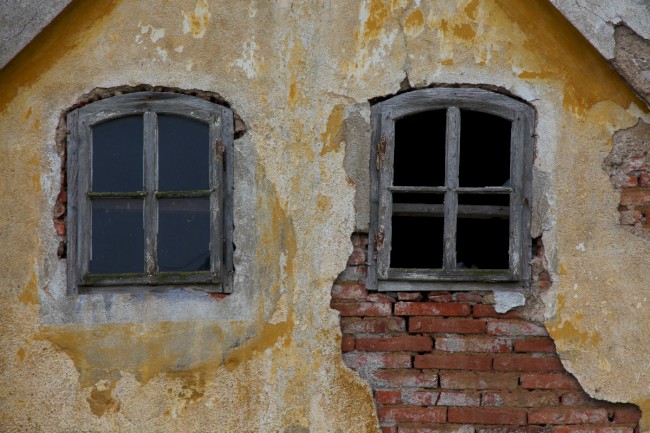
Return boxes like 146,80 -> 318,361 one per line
0,0 -> 649,432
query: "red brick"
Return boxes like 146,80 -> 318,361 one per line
448,407 -> 526,425
400,425 -> 476,433
54,220 -> 66,236
378,406 -> 446,423
344,352 -> 412,369
402,390 -> 440,406
351,233 -> 368,248
331,301 -> 392,317
439,372 -> 519,390
436,336 -> 512,353
357,336 -> 432,352
473,304 -> 525,319
486,320 -> 548,336
415,354 -> 492,371
340,317 -> 406,334
410,318 -> 486,334
341,335 -> 355,351
347,248 -> 367,266
331,282 -> 368,300
478,427 -> 551,433
552,427 -> 634,433
395,302 -> 471,317
560,391 -> 602,407
620,188 -> 650,206
521,373 -> 582,390
454,292 -> 484,303
640,173 -> 650,187
372,369 -> 439,388
514,338 -> 557,353
481,390 -> 560,407
428,291 -> 453,302
376,390 -> 402,405
528,408 -> 608,424
493,355 -> 564,372
381,426 -> 397,433
438,391 -> 481,407
398,292 -> 424,301
613,406 -> 642,424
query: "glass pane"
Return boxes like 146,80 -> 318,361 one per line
394,110 -> 446,187
158,115 -> 210,191
158,198 -> 210,272
390,216 -> 443,269
91,199 -> 144,274
456,217 -> 510,270
459,110 -> 511,187
92,116 -> 143,192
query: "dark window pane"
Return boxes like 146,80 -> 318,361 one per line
459,110 -> 511,187
158,115 -> 209,191
456,217 -> 509,270
91,199 -> 144,274
92,116 -> 143,192
158,198 -> 210,272
393,193 -> 444,204
390,216 -> 443,269
394,110 -> 446,187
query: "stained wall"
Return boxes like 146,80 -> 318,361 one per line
0,1 -> 648,432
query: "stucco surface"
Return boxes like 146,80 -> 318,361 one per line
0,1 -> 649,432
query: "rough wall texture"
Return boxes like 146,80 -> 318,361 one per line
0,1 -> 649,432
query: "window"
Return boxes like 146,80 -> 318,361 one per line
66,92 -> 233,294
368,88 -> 534,291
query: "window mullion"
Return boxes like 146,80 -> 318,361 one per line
143,111 -> 158,276
443,107 -> 460,270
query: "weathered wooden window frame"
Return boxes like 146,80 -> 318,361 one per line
368,88 -> 534,292
66,92 -> 234,294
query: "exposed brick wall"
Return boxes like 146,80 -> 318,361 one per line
331,233 -> 641,433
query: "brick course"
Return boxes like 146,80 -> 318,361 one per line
333,233 -> 642,433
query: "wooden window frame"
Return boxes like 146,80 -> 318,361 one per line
66,92 -> 234,294
368,88 -> 535,292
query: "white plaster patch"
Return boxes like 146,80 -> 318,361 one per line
174,45 -> 184,53
139,24 -> 166,43
493,290 -> 526,313
182,0 -> 211,39
156,47 -> 168,62
576,242 -> 586,251
232,39 -> 259,79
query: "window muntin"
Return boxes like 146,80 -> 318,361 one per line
368,88 -> 534,291
67,92 -> 233,294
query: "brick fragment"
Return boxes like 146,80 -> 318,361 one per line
340,317 -> 406,334
410,317 -> 486,334
528,408 -> 609,424
486,320 -> 548,336
514,338 -> 557,353
481,390 -> 560,407
398,292 -> 424,301
351,233 -> 368,248
478,427 -> 551,433
620,188 -> 650,206
414,354 -> 492,371
453,292 -> 484,303
341,335 -> 355,352
438,391 -> 481,407
428,291 -> 453,302
331,301 -> 392,317
372,369 -> 439,388
493,355 -> 564,372
560,392 -> 602,407
402,390 -> 440,406
378,406 -> 447,423
613,406 -> 642,424
448,407 -> 526,425
344,352 -> 412,369
381,426 -> 397,433
357,336 -> 432,352
436,336 -> 512,353
395,302 -> 471,317
347,248 -> 367,266
521,373 -> 582,390
368,293 -> 397,303
439,372 -> 519,390
331,281 -> 368,300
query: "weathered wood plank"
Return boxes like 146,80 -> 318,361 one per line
443,107 -> 460,270
393,203 -> 509,218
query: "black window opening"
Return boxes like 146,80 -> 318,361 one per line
369,88 -> 534,290
67,93 -> 234,294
